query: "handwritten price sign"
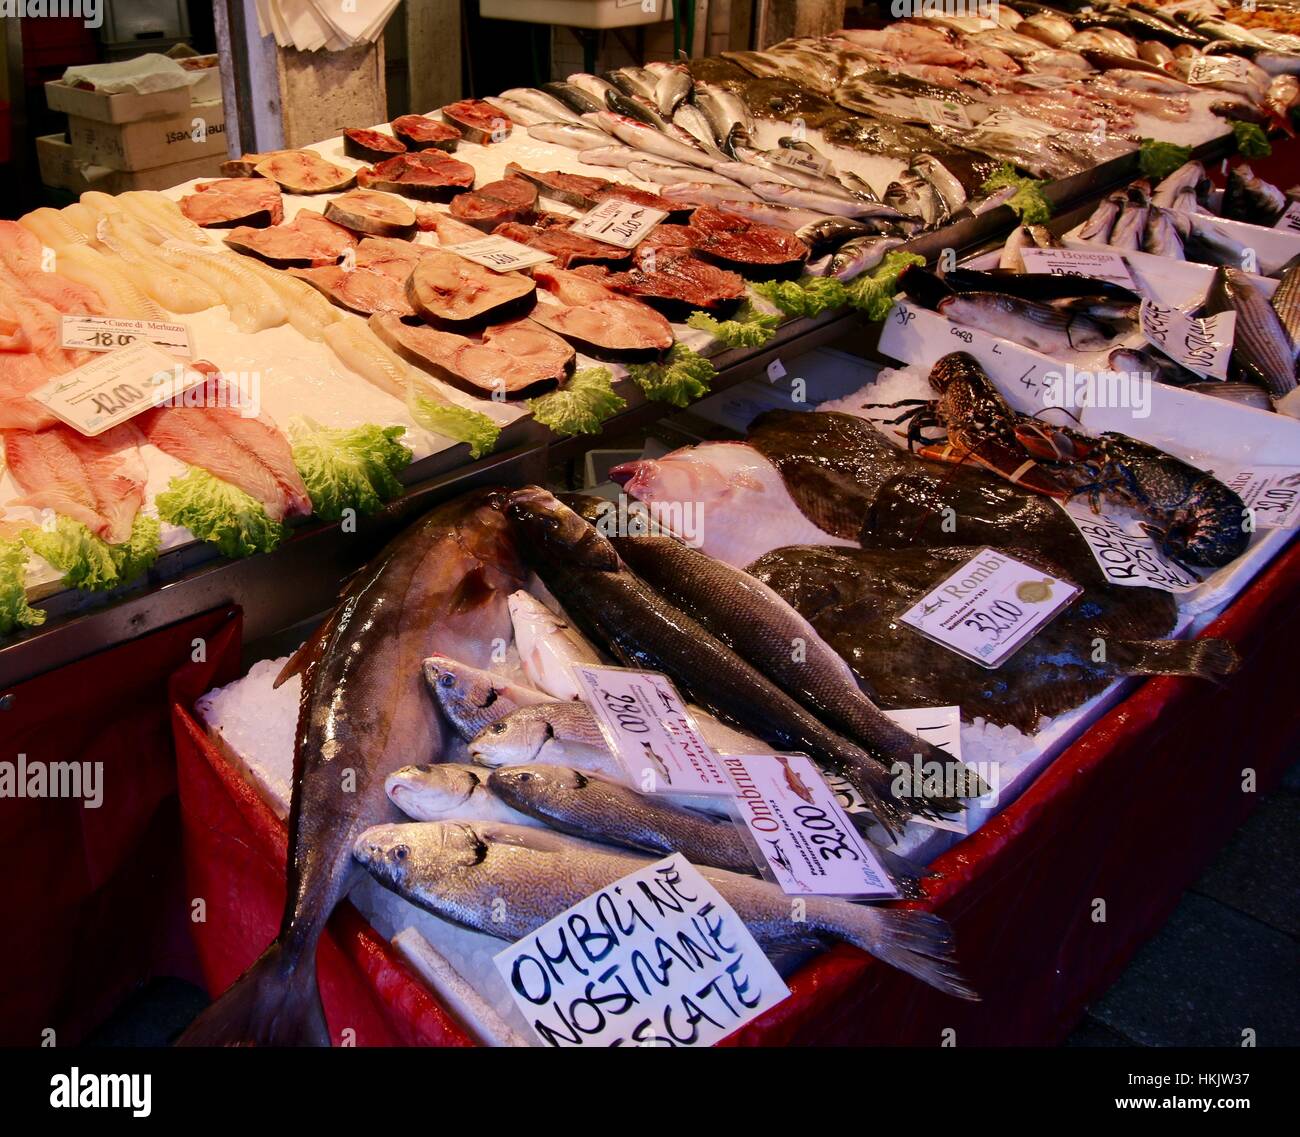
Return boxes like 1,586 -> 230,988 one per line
1139,299 -> 1234,380
569,199 -> 667,249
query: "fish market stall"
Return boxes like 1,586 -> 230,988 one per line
3,3 -> 1300,1048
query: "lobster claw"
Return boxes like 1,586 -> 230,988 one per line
1013,420 -> 1095,462
918,438 -> 1073,499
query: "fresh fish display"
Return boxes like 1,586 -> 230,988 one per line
385,763 -> 541,827
525,122 -> 612,151
353,820 -> 978,998
469,700 -> 632,782
179,492 -> 527,1045
424,654 -> 553,741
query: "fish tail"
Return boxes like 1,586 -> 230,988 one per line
175,939 -> 330,1047
1110,637 -> 1240,681
867,841 -> 940,901
818,906 -> 979,1001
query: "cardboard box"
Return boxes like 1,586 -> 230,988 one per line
45,79 -> 191,124
66,99 -> 226,172
37,133 -> 224,195
178,55 -> 223,103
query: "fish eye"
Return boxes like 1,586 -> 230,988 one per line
491,722 -> 507,734
516,771 -> 534,782
438,674 -> 455,689
392,845 -> 409,861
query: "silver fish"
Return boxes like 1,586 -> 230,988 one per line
482,96 -> 554,127
651,65 -> 693,116
693,82 -> 754,150
753,181 -> 909,220
707,160 -> 796,190
386,763 -> 542,826
353,820 -> 979,999
566,72 -> 622,105
736,147 -> 861,199
1143,206 -> 1185,259
672,103 -> 731,160
836,170 -> 881,202
526,122 -> 615,151
1185,381 -> 1275,410
1224,163 -> 1287,226
1108,346 -> 1202,387
595,111 -> 714,168
1108,199 -> 1150,251
577,144 -> 647,169
970,185 -> 1019,217
998,225 -> 1034,271
912,154 -> 968,216
1269,259 -> 1300,363
424,654 -> 552,741
469,699 -> 630,782
1210,266 -> 1298,397
659,182 -> 764,207
1077,194 -> 1122,243
606,66 -> 659,101
1151,160 -> 1207,209
700,198 -> 836,232
885,171 -> 947,229
939,293 -> 1115,352
498,87 -> 585,124
632,164 -> 746,188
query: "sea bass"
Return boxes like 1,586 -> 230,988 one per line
354,821 -> 978,999
177,491 -> 527,1046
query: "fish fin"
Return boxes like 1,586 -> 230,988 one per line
830,907 -> 979,1001
175,940 -> 329,1047
448,565 -> 495,615
1110,637 -> 1240,680
274,617 -> 334,689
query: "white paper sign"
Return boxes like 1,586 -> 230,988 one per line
569,199 -> 667,249
448,234 -> 554,272
61,315 -> 193,358
1058,498 -> 1201,592
493,856 -> 789,1047
1273,199 -> 1300,234
1187,55 -> 1253,86
1227,465 -> 1300,529
899,547 -> 1080,668
1018,247 -> 1138,291
31,340 -> 197,437
1139,300 -> 1234,381
768,147 -> 832,177
718,753 -> 896,898
915,96 -> 973,130
766,358 -> 786,381
572,665 -> 732,795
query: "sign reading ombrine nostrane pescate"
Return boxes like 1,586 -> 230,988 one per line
61,315 -> 193,358
1018,247 -> 1137,291
493,856 -> 789,1047
572,664 -> 732,795
720,753 -> 896,898
1139,299 -> 1234,381
899,547 -> 1081,668
569,198 -> 667,249
447,234 -> 554,272
31,340 -> 200,437
1227,465 -> 1300,529
1058,499 -> 1201,592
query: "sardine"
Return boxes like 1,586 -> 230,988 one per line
938,292 -> 1115,352
508,590 -> 602,701
386,763 -> 541,826
353,820 -> 979,998
505,488 -> 912,837
178,491 -> 526,1046
424,654 -> 552,741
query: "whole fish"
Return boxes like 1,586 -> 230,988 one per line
606,66 -> 659,101
1143,206 -> 1185,258
594,111 -> 714,168
939,292 -> 1115,352
577,144 -> 645,169
913,154 -> 968,216
998,225 -> 1035,271
699,198 -> 836,232
707,160 -> 797,190
505,487 -> 911,836
1206,266 -> 1298,397
508,589 -> 602,701
424,654 -> 552,741
178,491 -> 526,1046
566,72 -> 621,105
1173,212 -> 1257,270
1150,160 -> 1208,209
1108,345 -> 1203,388
605,89 -> 675,132
631,164 -> 744,188
498,87 -> 584,124
1269,259 -> 1300,363
1185,381 -> 1275,410
386,763 -> 541,826
736,147 -> 861,199
886,171 -> 947,229
671,103 -> 731,160
796,214 -> 887,253
652,65 -> 693,116
561,494 -> 976,811
541,81 -> 604,116
827,235 -> 906,281
526,122 -> 614,151
1223,163 -> 1287,226
659,182 -> 764,208
488,764 -> 757,872
1108,197 -> 1149,251
693,83 -> 754,151
482,96 -> 553,126
753,181 -> 911,221
1076,193 -> 1122,243
353,820 -> 978,998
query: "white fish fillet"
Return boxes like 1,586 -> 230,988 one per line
237,255 -> 340,341
51,245 -> 164,320
95,214 -> 221,312
322,315 -> 411,400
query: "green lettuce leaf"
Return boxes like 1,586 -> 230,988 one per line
290,419 -> 412,521
156,469 -> 284,559
21,514 -> 160,592
1232,121 -> 1271,159
407,390 -> 501,460
1139,138 -> 1194,181
843,251 -> 927,320
627,344 -> 717,408
980,163 -> 1051,225
686,303 -> 780,348
528,366 -> 625,436
0,539 -> 45,636
752,276 -> 848,319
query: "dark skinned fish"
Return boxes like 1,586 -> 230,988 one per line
177,491 -> 526,1046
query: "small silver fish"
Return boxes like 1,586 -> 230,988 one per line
1143,206 -> 1185,259
526,122 -> 615,151
1077,194 -> 1123,243
423,654 -> 552,741
828,235 -> 905,281
385,763 -> 542,826
940,293 -> 1114,353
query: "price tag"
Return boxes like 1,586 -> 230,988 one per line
1018,247 -> 1138,291
60,315 -> 193,358
1058,498 -> 1201,591
1273,199 -> 1300,233
768,147 -> 832,177
30,340 -> 198,437
572,664 -> 732,795
766,358 -> 786,381
493,856 -> 788,1047
914,97 -> 973,131
898,547 -> 1080,668
569,198 -> 667,249
1187,55 -> 1252,85
447,234 -> 554,272
1227,465 -> 1300,529
1139,299 -> 1234,381
717,753 -> 897,898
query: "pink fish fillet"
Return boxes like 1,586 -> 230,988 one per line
0,353 -> 60,431
4,423 -> 147,544
137,371 -> 311,522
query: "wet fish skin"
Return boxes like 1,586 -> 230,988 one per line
1269,259 -> 1300,363
508,589 -> 602,701
1077,194 -> 1122,243
526,122 -> 614,151
1207,266 -> 1298,397
469,699 -> 624,779
424,654 -> 552,741
178,491 -> 527,1046
1143,205 -> 1185,259
1223,163 -> 1287,226
1150,160 -> 1207,209
939,292 -> 1115,352
386,763 -> 542,826
827,235 -> 905,281
354,820 -> 979,999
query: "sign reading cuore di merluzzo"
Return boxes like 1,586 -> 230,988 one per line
493,857 -> 789,1047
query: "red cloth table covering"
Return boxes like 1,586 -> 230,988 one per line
169,537 -> 1300,1046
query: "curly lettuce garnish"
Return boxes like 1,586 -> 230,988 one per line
686,303 -> 780,348
528,366 -> 626,436
407,389 -> 501,460
1139,139 -> 1194,181
843,251 -> 927,320
980,162 -> 1051,224
0,539 -> 45,635
289,419 -> 412,521
1232,121 -> 1271,159
21,514 -> 160,592
627,344 -> 717,408
156,469 -> 284,559
751,276 -> 848,319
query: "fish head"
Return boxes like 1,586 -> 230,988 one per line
468,708 -> 554,766
353,821 -> 485,887
490,763 -> 588,802
424,653 -> 493,713
384,763 -> 480,820
507,485 -> 619,572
